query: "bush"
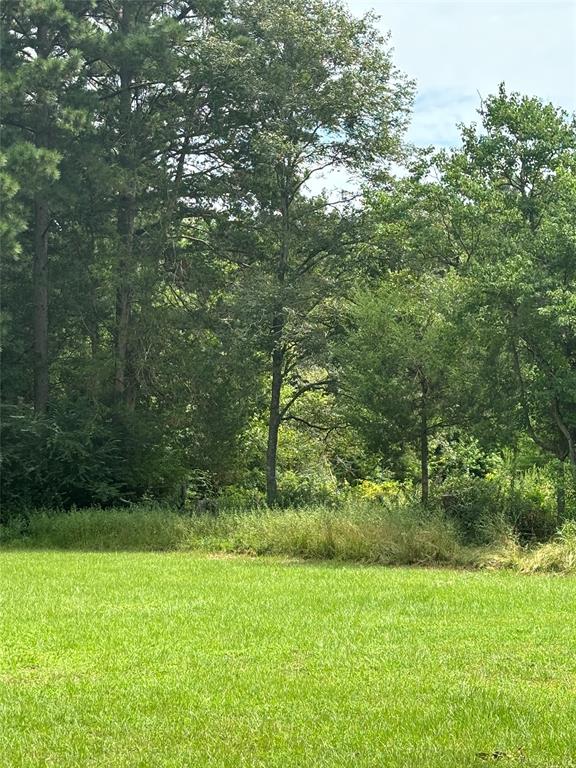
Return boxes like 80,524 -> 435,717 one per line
352,479 -> 407,504
434,474 -> 501,544
434,466 -> 562,544
0,402 -> 188,517
277,469 -> 341,507
217,485 -> 266,511
0,403 -> 122,516
504,467 -> 558,541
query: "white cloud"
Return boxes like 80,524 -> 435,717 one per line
307,1 -> 575,194
349,0 -> 576,148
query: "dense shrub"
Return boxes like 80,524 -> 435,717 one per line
0,402 -> 187,518
503,468 -> 559,541
434,474 -> 502,544
351,479 -> 408,504
433,468 -> 564,545
218,485 -> 266,511
277,469 -> 340,507
0,403 -> 121,516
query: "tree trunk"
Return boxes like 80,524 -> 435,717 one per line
556,462 -> 566,520
114,1 -> 135,402
115,195 -> 134,399
266,339 -> 283,506
33,196 -> 49,413
32,20 -> 51,414
567,436 -> 576,493
420,376 -> 429,506
265,185 -> 290,507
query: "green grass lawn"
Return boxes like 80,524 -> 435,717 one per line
1,552 -> 575,767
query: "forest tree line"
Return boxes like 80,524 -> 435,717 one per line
1,0 -> 575,536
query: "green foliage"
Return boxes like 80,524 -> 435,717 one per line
339,273 -> 466,455
0,403 -> 121,514
432,474 -> 502,544
352,479 -> 409,504
347,86 -> 576,531
445,88 -> 575,477
0,0 -> 572,532
1,503 -> 462,566
0,403 -> 188,515
217,485 -> 266,511
488,462 -> 558,540
5,503 -> 576,575
225,504 -> 463,565
432,444 -> 561,544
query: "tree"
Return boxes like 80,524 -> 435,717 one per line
82,0 -> 232,406
214,0 -> 413,504
1,0 -> 93,412
366,87 -> 576,509
339,273 -> 470,504
456,88 -> 576,494
1,0 -> 264,504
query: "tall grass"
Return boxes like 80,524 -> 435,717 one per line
0,507 -> 190,551
1,503 -> 463,565
480,521 -> 576,574
2,504 -> 576,572
222,504 -> 465,565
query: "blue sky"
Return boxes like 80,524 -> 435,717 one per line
349,0 -> 576,148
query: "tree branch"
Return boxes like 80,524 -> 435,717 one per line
283,414 -> 333,431
280,377 -> 334,419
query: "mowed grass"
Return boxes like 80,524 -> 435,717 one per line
1,553 -> 576,768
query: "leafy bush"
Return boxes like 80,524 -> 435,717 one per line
352,479 -> 407,504
0,402 -> 122,516
433,474 -> 501,544
501,468 -> 558,541
277,469 -> 340,507
218,485 -> 266,511
0,402 -> 188,518
434,465 -> 562,544
485,452 -> 563,539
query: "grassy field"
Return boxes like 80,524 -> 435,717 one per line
1,552 -> 576,768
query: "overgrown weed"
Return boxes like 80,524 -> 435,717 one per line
2,504 -> 576,572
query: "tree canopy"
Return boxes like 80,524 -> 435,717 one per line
1,2 -> 574,530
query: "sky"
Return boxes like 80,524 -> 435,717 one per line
349,0 -> 576,148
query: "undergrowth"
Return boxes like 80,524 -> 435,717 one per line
2,504 -> 576,572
